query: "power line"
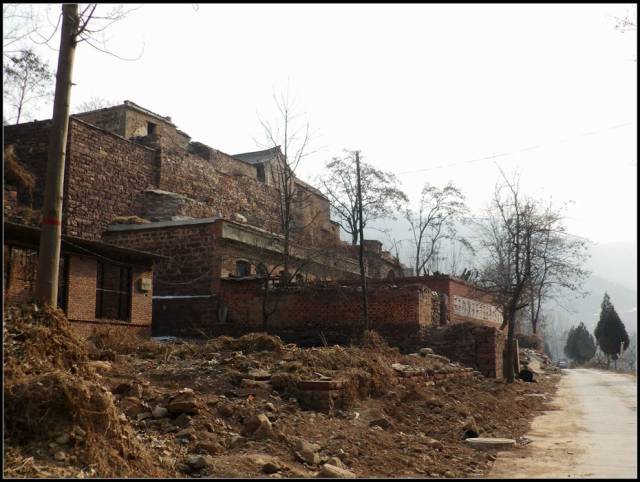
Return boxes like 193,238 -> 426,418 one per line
395,121 -> 635,176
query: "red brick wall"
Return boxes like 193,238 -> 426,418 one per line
66,255 -> 98,321
69,320 -> 151,339
219,280 -> 433,342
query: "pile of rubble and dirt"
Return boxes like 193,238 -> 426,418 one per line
4,308 -> 560,478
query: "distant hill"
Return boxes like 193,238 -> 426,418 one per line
586,241 -> 637,292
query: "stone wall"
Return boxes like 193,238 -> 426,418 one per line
102,223 -> 219,297
421,323 -> 505,379
65,119 -> 160,240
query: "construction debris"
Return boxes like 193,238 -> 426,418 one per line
3,305 -> 560,478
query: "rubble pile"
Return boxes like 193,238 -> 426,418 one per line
4,307 -> 560,478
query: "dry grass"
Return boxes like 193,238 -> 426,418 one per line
3,305 -> 174,478
4,144 -> 36,197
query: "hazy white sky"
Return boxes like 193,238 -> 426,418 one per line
14,3 -> 639,244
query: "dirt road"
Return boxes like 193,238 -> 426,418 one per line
490,368 -> 637,478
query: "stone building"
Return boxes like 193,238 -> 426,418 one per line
3,100 -> 404,332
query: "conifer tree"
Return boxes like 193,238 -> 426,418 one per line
564,322 -> 596,365
594,293 -> 630,369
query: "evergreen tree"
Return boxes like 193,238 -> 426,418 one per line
594,293 -> 630,368
564,322 -> 596,365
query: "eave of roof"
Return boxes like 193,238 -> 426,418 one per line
4,222 -> 167,265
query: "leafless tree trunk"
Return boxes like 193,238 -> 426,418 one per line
34,4 -> 79,306
355,151 -> 369,331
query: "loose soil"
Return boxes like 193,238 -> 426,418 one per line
3,305 -> 560,478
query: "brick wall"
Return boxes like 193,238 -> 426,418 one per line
4,120 -> 51,210
69,320 -> 151,339
66,255 -> 98,321
422,323 -> 506,379
3,245 -> 152,327
103,223 -> 218,296
219,280 -> 434,345
65,119 -> 160,239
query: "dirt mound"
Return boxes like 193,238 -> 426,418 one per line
4,305 -> 90,378
3,305 -> 172,478
201,332 -> 285,355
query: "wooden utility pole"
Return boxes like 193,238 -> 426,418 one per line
35,4 -> 79,306
355,151 -> 369,331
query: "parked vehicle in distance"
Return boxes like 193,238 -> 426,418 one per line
557,359 -> 568,369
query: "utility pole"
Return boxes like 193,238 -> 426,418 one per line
355,151 -> 369,331
35,4 -> 79,306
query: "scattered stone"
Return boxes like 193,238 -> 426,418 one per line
186,454 -> 211,470
120,396 -> 147,417
152,405 -> 168,418
317,464 -> 356,478
327,457 -> 345,469
248,368 -> 271,380
174,413 -> 193,428
137,411 -> 152,422
465,437 -> 516,451
444,470 -> 456,478
265,402 -> 276,412
262,461 -> 283,474
53,451 -> 66,461
424,438 -> 444,450
196,441 -> 224,455
176,428 -> 197,441
229,435 -> 247,449
369,417 -> 392,430
55,433 -> 70,445
168,389 -> 199,415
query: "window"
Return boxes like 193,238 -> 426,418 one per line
386,270 -> 396,281
256,164 -> 266,183
256,263 -> 268,278
147,122 -> 157,135
234,260 -> 251,277
57,256 -> 69,314
96,261 -> 132,321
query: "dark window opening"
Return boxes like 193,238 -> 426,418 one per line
96,261 -> 132,321
386,270 -> 396,281
235,260 -> 251,277
147,122 -> 157,135
57,255 -> 69,314
256,263 -> 268,278
256,164 -> 266,183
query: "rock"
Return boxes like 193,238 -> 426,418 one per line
465,437 -> 516,451
243,413 -> 272,436
295,449 -> 320,466
444,470 -> 456,478
265,402 -> 276,412
424,438 -> 444,450
248,368 -> 271,380
136,411 -> 152,422
174,413 -> 193,428
176,428 -> 197,441
88,360 -> 112,372
196,441 -> 224,455
419,347 -> 434,356
262,461 -> 283,474
186,455 -> 211,470
120,396 -> 147,417
152,405 -> 168,418
168,390 -> 199,415
55,433 -> 70,445
327,457 -> 345,469
369,417 -> 392,430
295,438 -> 321,453
229,435 -> 247,449
317,464 -> 356,478
54,451 -> 66,461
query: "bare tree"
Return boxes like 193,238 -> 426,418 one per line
258,90 -> 315,288
3,49 -> 53,123
318,152 -> 407,245
405,182 -> 468,277
474,173 -> 541,383
35,4 -> 139,306
74,95 -> 119,113
526,208 -> 590,334
2,4 -> 47,60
